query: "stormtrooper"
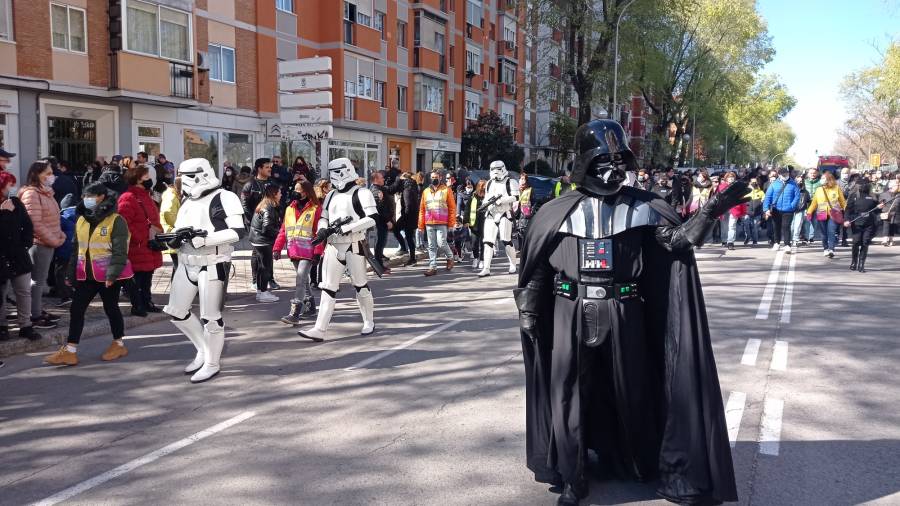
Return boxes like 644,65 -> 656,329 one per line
163,158 -> 245,383
297,158 -> 377,342
478,160 -> 520,277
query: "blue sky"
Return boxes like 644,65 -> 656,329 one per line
757,0 -> 899,166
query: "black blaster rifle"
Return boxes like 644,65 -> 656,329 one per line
312,216 -> 353,246
149,227 -> 208,251
476,195 -> 501,214
847,195 -> 900,225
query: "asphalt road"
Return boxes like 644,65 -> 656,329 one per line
1,243 -> 898,505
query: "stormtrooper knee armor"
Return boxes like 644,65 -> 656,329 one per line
298,158 -> 378,341
163,158 -> 245,383
479,160 -> 520,277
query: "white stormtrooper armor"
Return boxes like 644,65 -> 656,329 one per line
479,160 -> 520,277
163,158 -> 245,383
298,158 -> 378,342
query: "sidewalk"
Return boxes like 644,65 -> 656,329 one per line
0,242 -> 427,359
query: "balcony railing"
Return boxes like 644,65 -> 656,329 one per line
170,62 -> 194,99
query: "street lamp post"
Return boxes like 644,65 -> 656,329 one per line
612,0 -> 638,122
770,152 -> 786,167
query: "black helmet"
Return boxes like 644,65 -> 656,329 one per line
572,120 -> 636,196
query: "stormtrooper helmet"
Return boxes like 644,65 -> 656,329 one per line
328,157 -> 358,191
178,158 -> 221,199
489,160 -> 508,182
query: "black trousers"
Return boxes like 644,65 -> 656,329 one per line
392,226 -> 407,253
253,245 -> 274,291
53,258 -> 73,299
771,210 -> 792,245
851,223 -> 875,262
375,219 -> 389,265
68,280 -> 124,344
127,271 -> 155,310
251,248 -> 259,283
402,221 -> 417,258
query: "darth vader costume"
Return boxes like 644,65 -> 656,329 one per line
515,120 -> 745,505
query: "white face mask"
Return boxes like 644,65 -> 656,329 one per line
45,174 -> 57,186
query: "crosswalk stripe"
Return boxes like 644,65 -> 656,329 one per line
771,340 -> 789,371
741,339 -> 762,366
725,391 -> 747,448
759,397 -> 785,456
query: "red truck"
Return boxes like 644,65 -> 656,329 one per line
817,155 -> 850,175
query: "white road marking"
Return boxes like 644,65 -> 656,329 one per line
740,339 -> 762,366
345,321 -> 461,371
724,391 -> 747,448
771,340 -> 789,371
33,411 -> 257,506
759,397 -> 784,456
780,253 -> 797,323
756,250 -> 785,320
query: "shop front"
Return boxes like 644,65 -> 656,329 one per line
39,97 -> 121,171
415,138 -> 461,173
387,137 -> 414,173
321,128 -> 383,180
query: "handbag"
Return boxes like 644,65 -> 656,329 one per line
881,198 -> 897,220
822,188 -> 843,223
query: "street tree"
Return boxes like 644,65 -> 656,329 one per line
460,111 -> 525,171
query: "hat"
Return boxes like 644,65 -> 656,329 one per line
111,155 -> 123,163
83,182 -> 109,196
0,148 -> 15,159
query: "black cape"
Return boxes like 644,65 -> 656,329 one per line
518,188 -> 737,504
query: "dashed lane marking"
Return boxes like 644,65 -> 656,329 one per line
344,321 -> 461,371
756,250 -> 785,320
780,253 -> 797,323
741,339 -> 762,366
770,340 -> 789,371
725,391 -> 747,448
33,411 -> 257,506
759,397 -> 784,456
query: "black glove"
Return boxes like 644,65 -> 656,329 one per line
166,237 -> 186,249
315,228 -> 330,243
704,181 -> 751,219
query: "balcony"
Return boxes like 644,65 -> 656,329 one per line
170,62 -> 194,99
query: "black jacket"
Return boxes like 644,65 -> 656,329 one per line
98,166 -> 128,196
846,193 -> 879,228
241,178 -> 271,224
52,170 -> 80,205
249,203 -> 280,246
371,184 -> 395,225
388,175 -> 420,229
0,197 -> 34,279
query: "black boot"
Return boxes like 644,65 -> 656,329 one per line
19,325 -> 42,342
556,483 -> 587,506
857,248 -> 868,273
0,326 -> 9,341
850,246 -> 859,270
303,296 -> 317,316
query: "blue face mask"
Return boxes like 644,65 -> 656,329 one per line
83,197 -> 98,209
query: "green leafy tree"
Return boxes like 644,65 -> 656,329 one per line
460,111 -> 525,171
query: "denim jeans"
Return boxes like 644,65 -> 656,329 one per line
426,225 -> 454,269
749,216 -> 761,243
29,244 -> 54,318
726,215 -> 741,243
791,212 -> 805,243
817,218 -> 838,251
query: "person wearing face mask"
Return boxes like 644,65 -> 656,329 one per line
718,172 -> 748,250
763,167 -> 801,253
274,180 -> 323,323
368,170 -> 395,274
633,169 -> 655,192
0,171 -> 42,342
221,164 -> 236,194
687,170 -> 713,217
44,183 -> 133,366
652,174 -> 674,205
117,164 -> 164,316
19,161 -> 66,329
159,176 -> 183,271
457,178 -> 475,258
805,171 -> 846,258
418,171 -> 457,276
516,172 -> 534,250
791,175 -> 812,248
746,178 -> 765,245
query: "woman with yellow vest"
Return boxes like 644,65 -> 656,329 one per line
418,171 -> 457,276
158,176 -> 182,271
45,183 -> 134,366
274,180 -> 323,324
516,172 -> 534,249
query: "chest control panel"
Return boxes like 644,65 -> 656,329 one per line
579,238 -> 614,272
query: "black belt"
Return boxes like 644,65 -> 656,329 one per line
554,275 -> 640,301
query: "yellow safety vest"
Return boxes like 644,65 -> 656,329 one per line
423,187 -> 450,225
284,204 -> 318,259
75,213 -> 133,282
519,187 -> 534,217
554,181 -> 576,197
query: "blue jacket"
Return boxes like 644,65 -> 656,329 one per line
763,179 -> 800,213
55,206 -> 78,261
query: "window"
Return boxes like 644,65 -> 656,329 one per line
397,85 -> 408,112
344,97 -> 355,120
465,99 -> 479,120
503,17 -> 516,43
0,0 -> 12,42
465,48 -> 481,74
502,112 -> 514,128
466,0 -> 482,28
449,45 -> 454,67
126,0 -> 192,63
357,12 -> 371,27
344,79 -> 357,97
357,75 -> 373,99
375,11 -> 385,40
183,129 -> 218,169
223,133 -> 253,167
51,4 -> 86,53
434,32 -> 444,55
419,76 -> 444,114
375,80 -> 386,107
137,124 -> 163,161
208,44 -> 235,83
397,20 -> 407,48
448,100 -> 454,122
502,63 -> 516,85
276,0 -> 293,13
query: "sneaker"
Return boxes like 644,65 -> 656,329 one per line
55,297 -> 72,307
478,261 -> 484,270
101,341 -> 129,361
822,249 -> 830,257
270,280 -> 282,290
827,250 -> 835,258
256,291 -> 279,303
727,243 -> 735,251
19,326 -> 41,342
250,282 -> 258,292
41,311 -> 61,322
45,346 -> 78,366
30,317 -> 57,329
771,243 -> 781,252
471,258 -> 479,269
785,245 -> 792,254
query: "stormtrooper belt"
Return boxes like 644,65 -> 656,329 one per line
553,275 -> 640,302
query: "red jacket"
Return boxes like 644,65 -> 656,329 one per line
273,200 -> 324,260
117,185 -> 163,272
717,181 -> 748,219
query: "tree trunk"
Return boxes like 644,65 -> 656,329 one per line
577,81 -> 594,125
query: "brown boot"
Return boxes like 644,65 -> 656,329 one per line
101,341 -> 129,361
446,258 -> 455,271
424,268 -> 438,277
45,346 -> 78,366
